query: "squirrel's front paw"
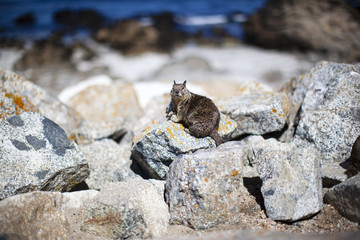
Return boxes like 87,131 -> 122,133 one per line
170,114 -> 180,123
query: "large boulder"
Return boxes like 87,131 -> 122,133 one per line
0,190 -> 99,239
79,138 -> 139,190
243,0 -> 360,61
295,61 -> 360,163
0,112 -> 89,200
0,69 -> 84,136
64,81 -> 143,123
217,92 -> 290,138
81,179 -> 169,239
325,174 -> 360,223
131,114 -> 237,179
250,136 -> 323,222
165,141 -> 256,230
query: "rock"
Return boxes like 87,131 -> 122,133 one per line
295,61 -> 360,163
0,190 -> 100,239
81,179 -> 169,239
279,72 -> 312,142
217,92 -> 289,138
243,0 -> 360,61
252,136 -> 323,222
14,33 -> 73,70
165,141 -> 256,230
53,8 -> 105,28
131,114 -> 237,179
14,12 -> 36,26
324,174 -> 360,223
65,81 -> 143,123
94,19 -> 160,55
0,191 -> 71,239
322,162 -> 348,188
0,69 -> 84,136
79,138 -> 138,190
0,112 -> 89,200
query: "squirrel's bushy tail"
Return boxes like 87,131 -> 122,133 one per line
210,131 -> 223,146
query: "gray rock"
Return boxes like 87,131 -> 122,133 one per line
321,162 -> 348,187
254,137 -> 323,221
0,190 -> 99,240
0,69 -> 84,136
295,61 -> 360,163
165,141 -> 252,230
79,138 -> 139,190
0,112 -> 89,200
81,179 -> 169,239
279,72 -> 312,142
132,114 -> 237,180
324,174 -> 360,223
217,92 -> 289,138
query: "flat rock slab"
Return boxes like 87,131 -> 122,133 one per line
165,141 -> 252,230
132,114 -> 237,179
0,112 -> 89,200
325,174 -> 360,223
217,92 -> 289,138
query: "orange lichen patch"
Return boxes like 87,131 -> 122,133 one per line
238,85 -> 247,93
204,178 -> 209,182
193,204 -> 198,208
152,120 -> 155,124
231,170 -> 239,177
166,126 -> 175,139
1,92 -> 38,119
272,108 -> 277,114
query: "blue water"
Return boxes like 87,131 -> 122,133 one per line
0,0 -> 268,40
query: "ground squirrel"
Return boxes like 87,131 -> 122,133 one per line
167,80 -> 223,146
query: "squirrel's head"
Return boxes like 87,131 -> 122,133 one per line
171,80 -> 190,100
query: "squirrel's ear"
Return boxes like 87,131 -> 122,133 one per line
173,80 -> 176,85
183,80 -> 187,87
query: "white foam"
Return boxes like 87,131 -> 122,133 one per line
176,15 -> 228,26
58,74 -> 113,104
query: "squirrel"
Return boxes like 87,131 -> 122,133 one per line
167,80 -> 223,146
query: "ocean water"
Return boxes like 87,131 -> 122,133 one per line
0,0 -> 268,40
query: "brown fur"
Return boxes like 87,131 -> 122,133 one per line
167,81 -> 223,146
345,135 -> 360,178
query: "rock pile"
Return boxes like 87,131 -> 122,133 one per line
243,0 -> 360,61
1,61 -> 360,239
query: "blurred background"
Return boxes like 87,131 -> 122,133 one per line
0,0 -> 360,105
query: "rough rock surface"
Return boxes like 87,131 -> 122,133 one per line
81,179 -> 169,239
66,82 -> 143,123
0,190 -> 100,240
325,174 -> 360,223
79,138 -> 138,190
0,69 -> 84,136
0,112 -> 89,200
243,0 -> 360,61
165,141 -> 254,230
295,61 -> 360,163
132,114 -> 237,179
251,136 -> 323,222
217,92 -> 289,138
